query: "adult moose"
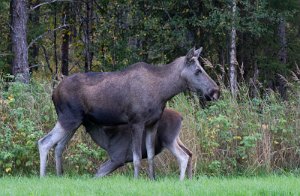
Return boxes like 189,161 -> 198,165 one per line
38,47 -> 220,179
87,109 -> 192,180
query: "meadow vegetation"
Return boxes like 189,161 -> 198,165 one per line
1,74 -> 299,177
1,175 -> 300,195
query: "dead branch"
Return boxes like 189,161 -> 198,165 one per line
0,53 -> 12,57
40,45 -> 53,74
30,0 -> 73,11
27,24 -> 69,49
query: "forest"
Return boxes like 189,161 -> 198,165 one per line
0,0 -> 300,177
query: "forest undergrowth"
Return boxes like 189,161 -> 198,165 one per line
0,73 -> 299,177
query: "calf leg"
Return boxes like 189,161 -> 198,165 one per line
167,141 -> 189,181
177,139 -> 193,179
38,122 -> 68,177
54,130 -> 76,176
131,123 -> 144,178
95,160 -> 124,177
145,123 -> 158,180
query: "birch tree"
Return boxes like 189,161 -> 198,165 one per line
229,0 -> 238,97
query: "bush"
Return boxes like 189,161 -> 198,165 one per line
168,83 -> 300,176
0,79 -> 55,175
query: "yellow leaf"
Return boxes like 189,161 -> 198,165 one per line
5,168 -> 11,173
233,136 -> 242,140
8,95 -> 14,101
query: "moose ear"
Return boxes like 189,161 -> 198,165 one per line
194,47 -> 203,58
186,47 -> 195,61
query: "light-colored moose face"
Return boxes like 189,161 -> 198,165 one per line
181,47 -> 220,101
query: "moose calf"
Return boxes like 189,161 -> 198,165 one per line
86,109 -> 192,180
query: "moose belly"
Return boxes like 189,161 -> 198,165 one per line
86,108 -> 128,126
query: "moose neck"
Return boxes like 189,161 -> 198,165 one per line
157,57 -> 187,102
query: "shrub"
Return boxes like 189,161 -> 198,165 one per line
0,77 -> 106,176
167,83 -> 300,176
0,79 -> 55,175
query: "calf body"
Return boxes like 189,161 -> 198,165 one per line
38,47 -> 219,178
87,109 -> 192,180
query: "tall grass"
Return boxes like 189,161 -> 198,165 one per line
0,74 -> 299,176
167,81 -> 300,176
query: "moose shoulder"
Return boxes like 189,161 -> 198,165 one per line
38,47 -> 220,179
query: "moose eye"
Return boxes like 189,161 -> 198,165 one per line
195,68 -> 202,75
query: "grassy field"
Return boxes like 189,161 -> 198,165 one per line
1,175 -> 300,195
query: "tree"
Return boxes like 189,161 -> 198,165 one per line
10,0 -> 29,83
2,0 -> 300,90
83,0 -> 94,72
61,3 -> 70,76
269,0 -> 299,99
28,0 -> 40,72
53,4 -> 58,79
229,0 -> 238,97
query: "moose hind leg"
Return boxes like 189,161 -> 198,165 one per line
95,160 -> 123,178
54,129 -> 76,176
167,141 -> 189,181
177,139 -> 193,179
38,122 -> 68,177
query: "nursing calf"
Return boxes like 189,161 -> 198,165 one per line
87,109 -> 192,180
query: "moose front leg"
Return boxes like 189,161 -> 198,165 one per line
131,123 -> 144,178
146,123 -> 158,180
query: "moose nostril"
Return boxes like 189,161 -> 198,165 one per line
210,89 -> 220,100
205,94 -> 212,101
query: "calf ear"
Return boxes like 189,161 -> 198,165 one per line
194,47 -> 203,58
186,47 -> 195,61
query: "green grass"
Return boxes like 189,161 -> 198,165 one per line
1,175 -> 299,195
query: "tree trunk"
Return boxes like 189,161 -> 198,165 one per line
218,46 -> 226,83
61,3 -> 70,76
250,60 -> 259,98
277,16 -> 287,100
83,0 -> 93,72
53,5 -> 58,79
278,17 -> 287,64
229,0 -> 238,98
29,0 -> 40,72
10,0 -> 29,83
